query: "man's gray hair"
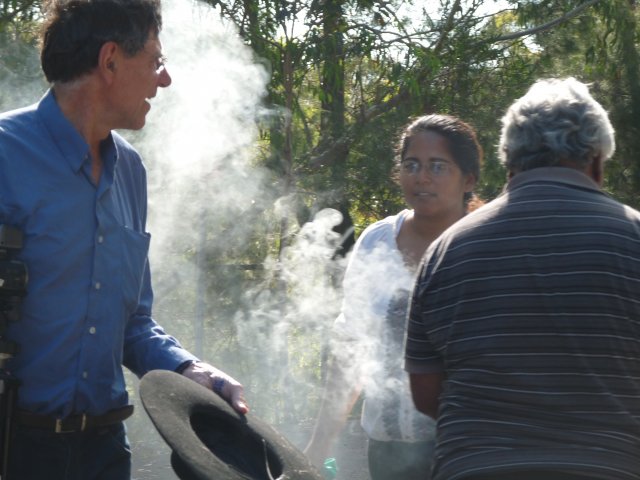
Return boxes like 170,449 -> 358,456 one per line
499,77 -> 615,172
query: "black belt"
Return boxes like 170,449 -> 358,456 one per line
16,405 -> 134,433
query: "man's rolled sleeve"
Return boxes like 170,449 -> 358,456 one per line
404,251 -> 445,375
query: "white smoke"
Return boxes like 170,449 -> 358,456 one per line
132,3 -> 404,468
0,25 -> 47,111
131,0 -> 352,435
140,0 -> 272,254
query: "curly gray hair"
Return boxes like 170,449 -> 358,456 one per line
499,77 -> 615,173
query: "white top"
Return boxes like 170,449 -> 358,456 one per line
333,209 -> 436,442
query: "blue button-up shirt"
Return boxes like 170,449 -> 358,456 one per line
0,90 -> 197,416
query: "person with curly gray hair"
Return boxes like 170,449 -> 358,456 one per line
499,76 -> 615,177
404,77 -> 640,480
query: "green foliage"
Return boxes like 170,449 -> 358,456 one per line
0,0 -> 41,32
0,0 -> 45,109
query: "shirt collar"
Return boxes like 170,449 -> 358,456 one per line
506,167 -> 602,194
36,89 -> 117,174
37,89 -> 89,174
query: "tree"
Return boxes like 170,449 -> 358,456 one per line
198,0 -> 620,227
503,0 -> 640,208
0,0 -> 44,109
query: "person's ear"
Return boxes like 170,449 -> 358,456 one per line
98,41 -> 119,81
463,173 -> 477,193
589,155 -> 604,186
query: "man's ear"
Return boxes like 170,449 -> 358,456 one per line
98,41 -> 119,80
588,155 -> 604,186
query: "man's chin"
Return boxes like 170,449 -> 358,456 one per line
124,118 -> 147,131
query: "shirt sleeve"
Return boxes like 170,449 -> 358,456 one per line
0,142 -> 6,222
118,146 -> 198,376
404,241 -> 446,374
122,258 -> 198,377
333,219 -> 399,340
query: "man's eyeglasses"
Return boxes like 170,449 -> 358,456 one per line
154,55 -> 168,74
400,159 -> 453,177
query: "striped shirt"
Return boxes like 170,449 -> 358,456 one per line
405,167 -> 640,480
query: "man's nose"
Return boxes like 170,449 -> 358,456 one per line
158,67 -> 172,88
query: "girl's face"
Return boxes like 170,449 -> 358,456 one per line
398,130 -> 476,218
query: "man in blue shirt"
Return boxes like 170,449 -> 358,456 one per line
0,0 -> 248,478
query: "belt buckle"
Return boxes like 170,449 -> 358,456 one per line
55,414 -> 87,433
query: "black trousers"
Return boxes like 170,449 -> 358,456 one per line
6,422 -> 131,480
367,438 -> 435,480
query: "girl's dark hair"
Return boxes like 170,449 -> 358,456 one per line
40,0 -> 162,83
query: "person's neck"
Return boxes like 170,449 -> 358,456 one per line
398,207 -> 465,269
53,82 -> 108,184
53,81 -> 109,153
411,207 -> 466,242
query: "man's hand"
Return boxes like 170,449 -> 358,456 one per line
181,361 -> 249,414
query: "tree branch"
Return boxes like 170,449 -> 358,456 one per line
309,0 -> 604,170
489,0 -> 603,42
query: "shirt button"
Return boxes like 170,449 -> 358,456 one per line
95,282 -> 101,290
97,235 -> 104,244
82,371 -> 88,379
89,326 -> 96,334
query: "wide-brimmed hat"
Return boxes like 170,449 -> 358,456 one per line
139,369 -> 323,480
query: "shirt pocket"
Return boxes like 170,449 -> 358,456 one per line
119,225 -> 150,314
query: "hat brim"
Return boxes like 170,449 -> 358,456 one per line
139,369 -> 322,480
